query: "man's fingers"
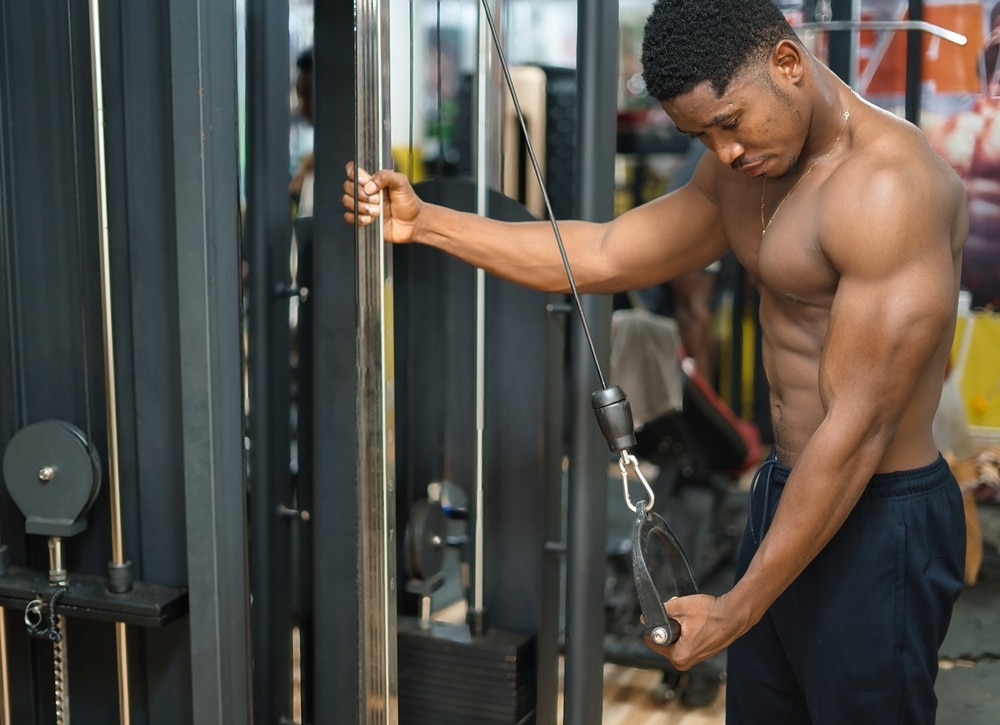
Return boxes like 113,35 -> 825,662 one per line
342,177 -> 382,206
343,211 -> 374,226
345,162 -> 383,192
342,191 -> 380,215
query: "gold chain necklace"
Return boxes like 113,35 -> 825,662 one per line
760,101 -> 852,236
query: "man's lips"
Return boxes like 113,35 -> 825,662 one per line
735,160 -> 764,176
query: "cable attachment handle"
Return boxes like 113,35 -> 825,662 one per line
632,501 -> 698,646
618,452 -> 655,514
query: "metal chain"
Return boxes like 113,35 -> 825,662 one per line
53,612 -> 69,725
25,589 -> 70,723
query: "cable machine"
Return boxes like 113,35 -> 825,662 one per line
1,1 -> 249,722
336,3 -> 703,725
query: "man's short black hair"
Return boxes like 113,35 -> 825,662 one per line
641,0 -> 799,101
296,47 -> 314,74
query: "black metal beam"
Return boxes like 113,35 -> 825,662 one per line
166,0 -> 251,722
244,0 -> 294,723
2,1 -> 253,722
563,1 -> 618,724
905,0 -> 924,125
827,0 -> 854,84
310,1 -> 362,721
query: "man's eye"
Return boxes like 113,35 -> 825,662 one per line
722,119 -> 739,130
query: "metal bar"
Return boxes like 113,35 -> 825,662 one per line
356,1 -> 398,722
537,299 -> 567,725
87,0 -> 125,574
905,0 -> 924,125
310,1 -> 359,719
799,19 -> 967,46
85,2 -> 131,723
166,0 -> 251,722
244,0 -> 292,722
469,0 -> 503,635
47,540 -> 70,725
0,610 -> 8,725
563,1 -> 618,724
825,0 -> 855,84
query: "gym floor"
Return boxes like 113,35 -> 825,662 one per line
591,501 -> 1000,724
434,465 -> 1000,723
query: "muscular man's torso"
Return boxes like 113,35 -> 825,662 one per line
701,104 -> 967,471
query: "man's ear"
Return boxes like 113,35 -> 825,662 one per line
771,39 -> 806,85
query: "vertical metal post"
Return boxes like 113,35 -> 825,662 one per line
827,0 -> 854,83
469,0 -> 504,635
0,600 -> 8,725
167,0 -> 251,722
245,0 -> 292,722
905,0 -> 923,125
310,1 -> 360,719
356,1 -> 398,722
85,1 -> 131,722
563,1 -> 618,724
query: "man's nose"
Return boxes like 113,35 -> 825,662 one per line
713,141 -> 745,167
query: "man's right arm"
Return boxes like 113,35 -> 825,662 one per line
343,157 -> 729,294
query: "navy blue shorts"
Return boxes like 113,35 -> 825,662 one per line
726,454 -> 966,725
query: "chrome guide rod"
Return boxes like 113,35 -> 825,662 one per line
356,1 -> 398,722
470,0 -> 503,632
86,0 -> 131,722
0,512 -> 9,723
0,601 -> 8,725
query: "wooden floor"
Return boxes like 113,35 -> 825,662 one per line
570,663 -> 725,725
432,599 -> 726,724
428,453 -> 752,724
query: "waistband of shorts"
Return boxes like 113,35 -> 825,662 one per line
764,453 -> 953,499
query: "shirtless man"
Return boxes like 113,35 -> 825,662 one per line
343,1 -> 967,722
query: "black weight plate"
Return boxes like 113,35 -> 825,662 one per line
404,498 -> 447,582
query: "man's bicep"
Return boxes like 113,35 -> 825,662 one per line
819,185 -> 955,433
822,271 -> 949,419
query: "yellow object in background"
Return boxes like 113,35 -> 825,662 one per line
393,146 -> 424,182
951,311 -> 1000,433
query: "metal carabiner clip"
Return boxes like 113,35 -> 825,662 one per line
618,452 -> 655,513
631,500 -> 699,646
24,599 -> 45,630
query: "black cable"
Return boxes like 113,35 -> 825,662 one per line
66,0 -> 94,443
478,0 -> 607,390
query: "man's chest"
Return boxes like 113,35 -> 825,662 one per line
720,188 -> 840,308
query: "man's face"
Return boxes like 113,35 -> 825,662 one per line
661,73 -> 804,179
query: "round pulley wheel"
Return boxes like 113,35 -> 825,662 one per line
2,419 -> 103,537
403,498 -> 447,583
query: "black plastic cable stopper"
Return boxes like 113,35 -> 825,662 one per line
591,385 -> 637,453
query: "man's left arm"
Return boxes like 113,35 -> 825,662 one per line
652,162 -> 963,669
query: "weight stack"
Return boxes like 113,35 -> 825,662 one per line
398,617 -> 537,724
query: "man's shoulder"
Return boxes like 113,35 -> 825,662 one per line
833,111 -> 964,208
817,109 -> 966,266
